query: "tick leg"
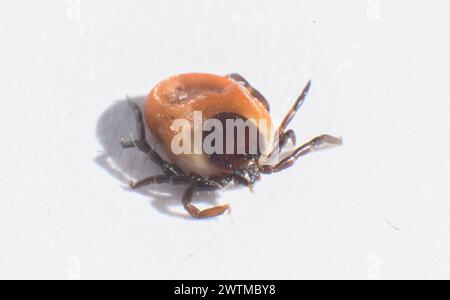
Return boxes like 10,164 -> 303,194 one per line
261,134 -> 342,174
269,129 -> 297,159
279,80 -> 311,136
182,184 -> 230,219
130,175 -> 192,190
280,129 -> 296,149
270,81 -> 311,157
125,96 -> 146,141
121,99 -> 184,176
226,73 -> 270,112
130,172 -> 232,191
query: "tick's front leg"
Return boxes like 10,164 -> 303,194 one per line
268,80 -> 311,159
261,134 -> 342,174
182,184 -> 231,219
268,129 -> 297,159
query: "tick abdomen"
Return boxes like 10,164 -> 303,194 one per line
144,73 -> 273,176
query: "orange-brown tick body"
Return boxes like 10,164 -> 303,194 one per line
145,73 -> 273,177
121,73 -> 342,219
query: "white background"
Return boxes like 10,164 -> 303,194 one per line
1,0 -> 449,279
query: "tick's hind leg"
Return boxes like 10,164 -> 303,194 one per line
129,174 -> 192,189
120,98 -> 184,176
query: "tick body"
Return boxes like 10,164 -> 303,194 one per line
121,73 -> 342,219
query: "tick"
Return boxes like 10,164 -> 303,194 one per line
121,73 -> 342,218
